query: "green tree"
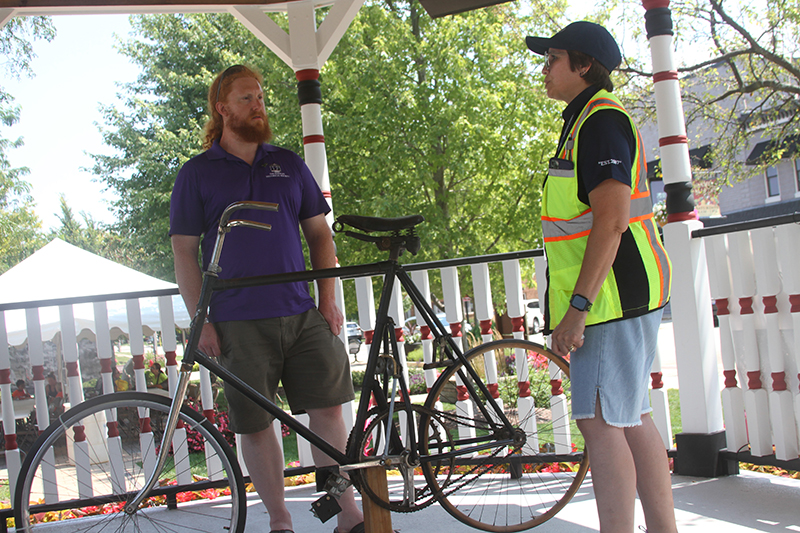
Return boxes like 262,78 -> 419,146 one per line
615,0 -> 800,185
93,2 -> 564,301
0,16 -> 55,273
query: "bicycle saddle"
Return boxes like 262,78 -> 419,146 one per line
335,214 -> 424,233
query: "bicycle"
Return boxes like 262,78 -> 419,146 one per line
14,201 -> 588,533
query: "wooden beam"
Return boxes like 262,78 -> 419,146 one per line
418,0 -> 515,18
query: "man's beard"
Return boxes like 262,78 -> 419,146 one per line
229,112 -> 273,144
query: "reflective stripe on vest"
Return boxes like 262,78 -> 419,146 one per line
542,90 -> 671,328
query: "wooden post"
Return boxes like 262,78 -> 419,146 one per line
362,466 -> 393,533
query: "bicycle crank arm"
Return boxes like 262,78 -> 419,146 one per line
339,455 -> 406,471
124,367 -> 194,514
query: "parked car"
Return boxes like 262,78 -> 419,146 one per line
523,299 -> 543,334
403,313 -> 449,341
346,321 -> 363,355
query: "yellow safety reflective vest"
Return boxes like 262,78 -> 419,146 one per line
542,89 -> 671,330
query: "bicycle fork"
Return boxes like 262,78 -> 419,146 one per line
124,365 -> 195,515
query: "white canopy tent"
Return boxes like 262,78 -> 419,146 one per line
0,238 -> 191,347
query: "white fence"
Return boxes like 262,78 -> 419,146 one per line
4,221 -> 800,504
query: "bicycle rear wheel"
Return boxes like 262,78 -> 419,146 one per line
419,339 -> 589,532
14,391 -> 246,533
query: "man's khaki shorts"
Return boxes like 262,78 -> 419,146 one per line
215,308 -> 354,434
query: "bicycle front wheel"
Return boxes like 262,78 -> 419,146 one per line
420,339 -> 589,532
14,391 -> 246,533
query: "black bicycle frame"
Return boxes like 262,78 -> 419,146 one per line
181,254 -> 519,470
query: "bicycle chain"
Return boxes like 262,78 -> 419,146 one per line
346,403 -> 520,513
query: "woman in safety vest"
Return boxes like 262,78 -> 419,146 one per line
526,22 -> 676,532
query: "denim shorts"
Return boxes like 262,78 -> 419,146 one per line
215,308 -> 355,434
569,308 -> 663,427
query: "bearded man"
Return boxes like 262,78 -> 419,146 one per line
170,65 -> 363,533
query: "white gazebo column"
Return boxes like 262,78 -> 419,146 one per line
471,262 -> 503,424
643,0 -> 725,476
752,227 -> 799,460
442,266 -> 473,443
0,311 -> 22,500
411,270 -> 439,395
705,235 -> 747,454
775,224 -> 800,448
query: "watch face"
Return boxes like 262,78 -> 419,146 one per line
570,294 -> 591,311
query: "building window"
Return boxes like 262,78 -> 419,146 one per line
765,166 -> 780,198
795,159 -> 800,192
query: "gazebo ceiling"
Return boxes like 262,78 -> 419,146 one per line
0,0 -> 515,18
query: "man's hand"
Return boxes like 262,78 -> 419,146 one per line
198,322 -> 223,357
318,298 -> 344,336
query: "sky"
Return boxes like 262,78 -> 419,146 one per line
2,14 -> 139,230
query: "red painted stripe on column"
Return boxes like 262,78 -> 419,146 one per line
747,370 -> 762,390
295,69 -> 320,81
479,319 -> 492,335
107,421 -> 120,438
723,369 -> 738,388
456,385 -> 468,401
204,409 -> 216,424
771,372 -> 787,391
133,354 -> 145,370
100,358 -> 113,373
420,325 -> 432,340
140,417 -> 152,434
303,134 -> 325,144
5,434 -> 18,450
364,330 -> 374,344
653,70 -> 679,82
789,294 -> 800,312
0,369 -> 10,385
650,371 -> 664,389
73,425 -> 87,443
739,297 -> 754,314
394,327 -> 405,343
66,361 -> 79,377
763,295 -> 778,314
450,323 -> 462,337
715,298 -> 729,315
643,0 -> 670,9
32,365 -> 45,380
666,211 -> 698,223
550,379 -> 564,396
511,317 -> 525,333
165,351 -> 178,366
518,381 -> 531,398
659,135 -> 688,146
322,191 -> 332,198
487,382 -> 500,399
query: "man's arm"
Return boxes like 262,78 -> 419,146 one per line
171,234 -> 222,357
300,213 -> 344,336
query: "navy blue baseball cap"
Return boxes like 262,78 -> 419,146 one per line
526,21 -> 621,73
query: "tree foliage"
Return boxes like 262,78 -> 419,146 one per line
0,16 -> 55,274
617,0 -> 800,186
93,1 -> 564,307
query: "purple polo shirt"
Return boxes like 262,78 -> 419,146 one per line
170,141 -> 330,322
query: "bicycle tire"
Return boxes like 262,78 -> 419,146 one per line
419,339 -> 589,532
14,391 -> 247,533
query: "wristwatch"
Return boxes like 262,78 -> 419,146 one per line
569,293 -> 593,312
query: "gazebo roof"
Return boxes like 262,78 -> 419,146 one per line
0,0 -> 514,18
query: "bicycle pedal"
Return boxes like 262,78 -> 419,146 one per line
423,360 -> 454,370
316,466 -> 350,498
311,494 -> 342,523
